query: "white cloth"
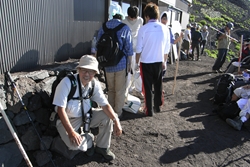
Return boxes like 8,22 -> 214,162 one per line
239,98 -> 250,117
136,20 -> 170,63
53,75 -> 108,118
232,62 -> 241,67
234,87 -> 250,99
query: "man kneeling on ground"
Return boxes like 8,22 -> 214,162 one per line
53,55 -> 122,161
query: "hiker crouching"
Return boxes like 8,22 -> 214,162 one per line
53,55 -> 122,161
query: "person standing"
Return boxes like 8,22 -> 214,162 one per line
97,5 -> 133,118
182,24 -> 192,59
191,25 -> 202,61
136,2 -> 169,116
200,25 -> 209,55
122,6 -> 144,99
212,22 -> 234,73
160,11 -> 183,77
53,55 -> 122,161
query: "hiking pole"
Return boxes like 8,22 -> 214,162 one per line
238,35 -> 244,73
209,26 -> 239,42
0,103 -> 33,167
4,71 -> 57,167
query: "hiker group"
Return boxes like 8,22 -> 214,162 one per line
50,0 -> 250,163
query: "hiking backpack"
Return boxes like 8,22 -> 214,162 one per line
96,22 -> 126,67
214,101 -> 240,121
214,73 -> 235,105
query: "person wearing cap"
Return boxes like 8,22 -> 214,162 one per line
190,22 -> 197,37
53,55 -> 122,161
97,3 -> 133,118
212,22 -> 234,73
122,6 -> 144,99
182,24 -> 192,59
191,25 -> 202,61
200,25 -> 209,55
135,2 -> 169,116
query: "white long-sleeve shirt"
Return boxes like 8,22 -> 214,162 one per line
136,20 -> 170,63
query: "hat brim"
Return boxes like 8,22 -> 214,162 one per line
76,65 -> 99,74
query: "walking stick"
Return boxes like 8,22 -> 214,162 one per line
238,35 -> 244,73
0,103 -> 33,167
4,71 -> 57,167
172,38 -> 182,94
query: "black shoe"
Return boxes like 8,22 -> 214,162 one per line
95,147 -> 115,161
153,106 -> 160,113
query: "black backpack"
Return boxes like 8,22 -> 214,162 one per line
96,22 -> 126,67
213,101 -> 240,121
216,28 -> 225,40
214,73 -> 235,105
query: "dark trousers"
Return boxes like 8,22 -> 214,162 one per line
191,42 -> 200,59
212,49 -> 228,70
141,62 -> 163,115
200,40 -> 207,54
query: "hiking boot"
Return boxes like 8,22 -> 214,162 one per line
95,147 -> 115,161
153,106 -> 161,113
226,117 -> 243,131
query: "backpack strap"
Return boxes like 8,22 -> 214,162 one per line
66,73 -> 77,101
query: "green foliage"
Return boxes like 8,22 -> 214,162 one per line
227,50 -> 236,61
205,49 -> 218,59
199,20 -> 207,26
221,14 -> 234,22
189,14 -> 195,22
204,15 -> 212,22
235,43 -> 241,51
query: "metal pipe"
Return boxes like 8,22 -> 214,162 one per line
210,26 -> 239,42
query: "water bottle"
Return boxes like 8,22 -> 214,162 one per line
91,37 -> 96,54
84,113 -> 91,133
243,71 -> 249,83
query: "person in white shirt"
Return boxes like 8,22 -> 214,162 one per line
135,2 -> 169,116
122,6 -> 144,99
53,55 -> 122,161
182,24 -> 192,58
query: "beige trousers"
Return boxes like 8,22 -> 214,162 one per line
106,69 -> 127,116
57,108 -> 114,151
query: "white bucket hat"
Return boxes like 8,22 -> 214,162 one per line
76,55 -> 99,74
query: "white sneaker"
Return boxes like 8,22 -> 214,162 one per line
232,62 -> 241,67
